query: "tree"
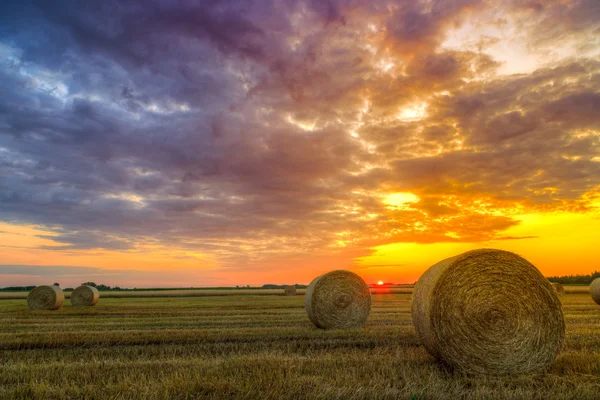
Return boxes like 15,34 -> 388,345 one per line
547,271 -> 600,285
81,282 -> 97,287
53,282 -> 60,286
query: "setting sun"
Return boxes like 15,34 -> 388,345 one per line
377,281 -> 384,285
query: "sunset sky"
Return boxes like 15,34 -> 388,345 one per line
1,0 -> 599,287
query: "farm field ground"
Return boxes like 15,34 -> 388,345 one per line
1,291 -> 599,399
0,286 -> 416,299
0,285 -> 587,300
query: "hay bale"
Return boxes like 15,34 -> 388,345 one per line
71,285 -> 100,307
305,270 -> 371,329
27,285 -> 64,311
411,249 -> 565,375
551,282 -> 565,297
591,278 -> 600,305
284,285 -> 297,296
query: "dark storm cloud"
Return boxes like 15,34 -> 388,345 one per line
0,0 -> 598,267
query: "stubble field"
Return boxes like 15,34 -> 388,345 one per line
0,289 -> 599,399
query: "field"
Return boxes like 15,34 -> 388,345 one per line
0,286 -> 414,299
1,290 -> 599,399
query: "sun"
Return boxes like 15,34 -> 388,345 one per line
377,281 -> 384,285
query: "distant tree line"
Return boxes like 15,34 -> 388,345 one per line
80,282 -> 123,291
0,286 -> 37,292
547,271 -> 600,285
0,282 -> 123,291
261,284 -> 308,289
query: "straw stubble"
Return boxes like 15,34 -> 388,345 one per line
27,285 -> 64,311
284,285 -> 297,296
71,285 -> 100,307
590,278 -> 600,305
411,249 -> 565,375
305,270 -> 371,329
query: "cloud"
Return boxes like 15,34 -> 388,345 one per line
0,0 -> 598,273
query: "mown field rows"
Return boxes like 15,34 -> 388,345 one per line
0,293 -> 599,399
0,285 -> 586,299
0,287 -> 416,299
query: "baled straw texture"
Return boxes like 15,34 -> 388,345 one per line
71,285 -> 100,307
591,278 -> 600,305
551,282 -> 565,297
284,285 -> 297,296
305,270 -> 371,329
27,285 -> 64,311
411,249 -> 565,375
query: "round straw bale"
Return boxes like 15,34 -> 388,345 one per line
411,249 -> 565,375
284,285 -> 297,296
27,285 -> 64,311
591,278 -> 600,305
305,270 -> 371,329
71,285 -> 100,307
551,282 -> 565,297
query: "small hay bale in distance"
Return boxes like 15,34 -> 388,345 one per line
71,285 -> 100,307
284,285 -> 297,296
551,282 -> 565,297
411,249 -> 565,375
305,270 -> 371,329
27,285 -> 65,311
591,278 -> 600,305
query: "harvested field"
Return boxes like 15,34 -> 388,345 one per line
1,292 -> 599,399
0,286 -> 415,300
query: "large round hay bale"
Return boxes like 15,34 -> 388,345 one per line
27,285 -> 64,311
591,278 -> 600,305
305,270 -> 371,329
71,285 -> 100,307
411,249 -> 565,375
284,285 -> 297,296
551,282 -> 565,297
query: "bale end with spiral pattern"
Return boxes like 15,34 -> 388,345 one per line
284,285 -> 297,296
305,270 -> 371,329
27,285 -> 64,311
71,285 -> 100,307
411,249 -> 565,375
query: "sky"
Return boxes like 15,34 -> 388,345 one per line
0,0 -> 599,288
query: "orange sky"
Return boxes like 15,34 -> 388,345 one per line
0,0 -> 599,287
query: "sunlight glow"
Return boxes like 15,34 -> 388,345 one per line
397,103 -> 428,122
382,192 -> 420,208
287,114 -> 317,131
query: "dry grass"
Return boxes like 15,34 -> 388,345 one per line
26,285 -> 64,311
70,285 -> 100,307
0,292 -> 599,399
0,289 -> 307,299
284,286 -> 297,296
305,270 -> 371,329
412,249 -> 565,375
552,282 -> 566,296
0,287 -> 419,300
591,278 -> 600,305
